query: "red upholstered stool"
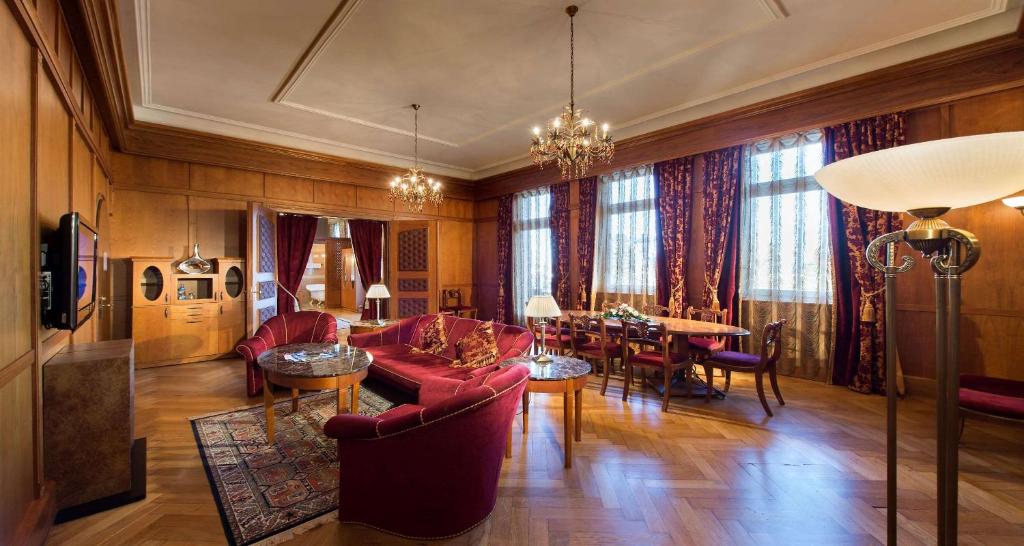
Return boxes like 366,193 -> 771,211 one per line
959,374 -> 1024,438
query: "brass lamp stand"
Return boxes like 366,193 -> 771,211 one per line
867,209 -> 979,546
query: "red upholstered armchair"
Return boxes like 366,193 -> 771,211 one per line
323,364 -> 530,539
235,311 -> 338,396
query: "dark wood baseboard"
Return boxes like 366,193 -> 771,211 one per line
54,437 -> 148,524
12,481 -> 56,546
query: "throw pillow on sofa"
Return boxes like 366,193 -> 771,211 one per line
451,321 -> 499,369
411,314 -> 448,355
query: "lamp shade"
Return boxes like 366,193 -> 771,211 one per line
366,284 -> 391,299
524,295 -> 561,318
814,131 -> 1024,212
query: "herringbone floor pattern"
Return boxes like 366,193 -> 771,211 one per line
47,359 -> 1024,545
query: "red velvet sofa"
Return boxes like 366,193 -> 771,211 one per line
324,363 -> 530,539
235,311 -> 338,396
348,314 -> 534,394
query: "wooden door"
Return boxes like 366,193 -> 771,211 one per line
324,238 -> 344,309
247,203 -> 277,334
340,247 -> 358,311
217,301 -> 246,355
388,220 -> 438,318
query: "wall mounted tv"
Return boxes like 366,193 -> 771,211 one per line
42,212 -> 98,331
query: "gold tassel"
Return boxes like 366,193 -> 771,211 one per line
860,288 -> 878,323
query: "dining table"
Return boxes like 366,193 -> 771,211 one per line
554,311 -> 750,398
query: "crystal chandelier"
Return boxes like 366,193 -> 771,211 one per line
530,5 -> 613,180
388,104 -> 443,212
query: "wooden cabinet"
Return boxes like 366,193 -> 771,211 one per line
130,257 -> 247,367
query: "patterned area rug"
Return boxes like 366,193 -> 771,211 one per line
190,380 -> 411,546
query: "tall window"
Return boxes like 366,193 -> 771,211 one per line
738,129 -> 833,381
512,187 -> 552,324
591,165 -> 657,309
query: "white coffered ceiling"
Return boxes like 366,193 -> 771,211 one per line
117,0 -> 1022,179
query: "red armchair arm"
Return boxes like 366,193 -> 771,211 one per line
235,337 -> 268,363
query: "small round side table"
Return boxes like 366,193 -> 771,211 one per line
503,355 -> 591,468
257,343 -> 372,443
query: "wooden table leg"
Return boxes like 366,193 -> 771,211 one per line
522,389 -> 530,435
574,387 -> 582,442
291,388 -> 299,412
351,382 -> 360,415
505,426 -> 512,459
563,380 -> 573,469
264,371 -> 275,444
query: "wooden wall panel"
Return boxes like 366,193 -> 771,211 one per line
265,173 -> 314,203
357,186 -> 394,212
36,72 -> 70,234
71,127 -> 93,223
189,164 -> 264,197
313,180 -> 356,207
438,220 -> 474,307
192,196 -> 246,259
112,153 -> 188,189
0,371 -> 36,544
109,189 -> 189,258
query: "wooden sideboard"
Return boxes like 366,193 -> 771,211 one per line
130,257 -> 246,367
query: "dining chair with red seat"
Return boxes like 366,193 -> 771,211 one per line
527,316 -> 574,357
641,304 -> 670,317
702,319 -> 787,417
568,314 -> 625,395
620,318 -> 690,412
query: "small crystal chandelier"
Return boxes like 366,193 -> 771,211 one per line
530,5 -> 613,180
388,104 -> 443,212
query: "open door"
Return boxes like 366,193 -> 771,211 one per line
94,193 -> 113,340
247,203 -> 278,334
388,220 -> 438,318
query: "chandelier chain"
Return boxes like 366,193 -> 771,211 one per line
569,11 -> 574,110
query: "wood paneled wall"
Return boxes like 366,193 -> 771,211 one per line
473,83 -> 1024,384
1,0 -> 115,543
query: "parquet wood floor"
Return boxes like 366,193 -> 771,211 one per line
46,358 -> 1024,545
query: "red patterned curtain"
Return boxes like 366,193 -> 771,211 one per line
576,176 -> 598,310
276,214 -> 319,315
825,113 -> 906,394
701,146 -> 743,309
550,182 -> 571,309
495,194 -> 514,324
654,157 -> 694,317
349,219 -> 387,320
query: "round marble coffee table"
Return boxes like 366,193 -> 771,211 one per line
503,355 -> 591,468
257,343 -> 372,443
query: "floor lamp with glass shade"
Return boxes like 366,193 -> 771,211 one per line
525,295 -> 562,363
814,131 -> 1024,545
366,283 -> 390,325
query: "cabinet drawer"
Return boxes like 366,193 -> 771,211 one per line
169,305 -> 218,319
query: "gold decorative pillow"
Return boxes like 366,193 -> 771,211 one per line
412,314 -> 448,355
451,321 -> 500,369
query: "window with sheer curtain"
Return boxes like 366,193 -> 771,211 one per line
591,165 -> 658,310
512,187 -> 552,325
738,130 -> 834,381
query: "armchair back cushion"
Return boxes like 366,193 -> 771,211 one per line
235,311 -> 338,396
323,364 -> 530,539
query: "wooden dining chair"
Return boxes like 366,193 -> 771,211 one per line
600,301 -> 625,312
685,306 -> 729,370
526,316 -> 572,357
620,318 -> 689,412
702,319 -> 787,417
568,314 -> 622,396
642,304 -> 670,317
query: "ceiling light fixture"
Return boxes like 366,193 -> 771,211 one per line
529,5 -> 613,180
388,104 -> 443,212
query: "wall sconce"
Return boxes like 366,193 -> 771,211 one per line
1003,195 -> 1024,215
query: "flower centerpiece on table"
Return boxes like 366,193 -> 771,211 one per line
601,303 -> 646,321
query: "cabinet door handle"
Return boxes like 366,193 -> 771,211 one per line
220,305 -> 223,315
164,308 -> 169,318
164,293 -> 169,303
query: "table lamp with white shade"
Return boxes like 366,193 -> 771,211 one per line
365,283 -> 391,325
814,131 -> 1024,546
525,295 -> 561,363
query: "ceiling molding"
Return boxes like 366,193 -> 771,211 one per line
271,0 -> 363,103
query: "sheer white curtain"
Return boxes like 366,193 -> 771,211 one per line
512,187 -> 552,325
591,165 -> 657,310
738,129 -> 834,381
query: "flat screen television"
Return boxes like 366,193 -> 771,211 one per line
43,212 -> 98,331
